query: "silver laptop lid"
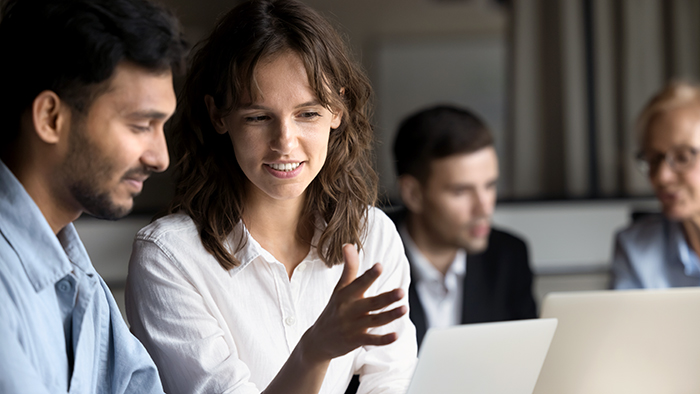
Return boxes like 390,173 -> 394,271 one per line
407,318 -> 557,394
535,288 -> 700,394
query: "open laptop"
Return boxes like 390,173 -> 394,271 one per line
534,288 -> 700,394
406,318 -> 557,394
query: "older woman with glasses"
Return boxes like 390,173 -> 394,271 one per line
612,81 -> 700,289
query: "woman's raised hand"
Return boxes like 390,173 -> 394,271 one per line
301,244 -> 407,363
265,245 -> 407,393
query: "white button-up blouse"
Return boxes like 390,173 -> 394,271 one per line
125,207 -> 417,394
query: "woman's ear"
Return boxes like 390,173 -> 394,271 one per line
204,95 -> 228,135
32,90 -> 68,145
330,87 -> 345,130
331,108 -> 343,130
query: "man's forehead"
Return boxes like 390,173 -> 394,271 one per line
91,62 -> 176,115
105,63 -> 172,93
427,148 -> 499,179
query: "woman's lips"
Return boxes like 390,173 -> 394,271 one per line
264,162 -> 304,179
657,191 -> 678,205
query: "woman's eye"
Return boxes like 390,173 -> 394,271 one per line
245,115 -> 269,123
299,111 -> 321,119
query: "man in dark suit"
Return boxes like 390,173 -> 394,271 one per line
392,105 -> 537,346
345,104 -> 536,393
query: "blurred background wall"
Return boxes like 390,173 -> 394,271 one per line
133,0 -> 700,208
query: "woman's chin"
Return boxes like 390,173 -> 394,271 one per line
663,206 -> 691,221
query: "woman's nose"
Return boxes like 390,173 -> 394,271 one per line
270,118 -> 298,154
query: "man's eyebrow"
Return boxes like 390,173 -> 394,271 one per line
448,184 -> 476,191
124,110 -> 171,120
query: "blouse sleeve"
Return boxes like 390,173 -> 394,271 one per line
354,209 -> 418,394
125,234 -> 260,394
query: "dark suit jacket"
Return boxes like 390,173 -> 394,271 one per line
388,208 -> 538,346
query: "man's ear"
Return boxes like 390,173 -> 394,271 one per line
398,174 -> 424,214
204,95 -> 228,135
32,90 -> 69,144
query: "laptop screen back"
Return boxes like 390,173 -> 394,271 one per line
535,288 -> 700,394
406,318 -> 557,394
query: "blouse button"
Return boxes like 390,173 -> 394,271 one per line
57,279 -> 72,293
285,316 -> 296,326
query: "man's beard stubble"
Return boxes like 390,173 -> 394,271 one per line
61,120 -> 142,220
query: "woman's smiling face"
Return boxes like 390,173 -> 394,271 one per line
210,50 -> 341,206
644,103 -> 700,221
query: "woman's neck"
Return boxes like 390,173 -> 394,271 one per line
243,190 -> 313,278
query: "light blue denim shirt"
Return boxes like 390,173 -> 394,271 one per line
0,160 -> 164,394
612,213 -> 700,289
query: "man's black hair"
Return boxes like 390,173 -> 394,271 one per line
393,104 -> 494,183
0,0 -> 187,148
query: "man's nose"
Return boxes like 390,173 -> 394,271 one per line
141,126 -> 170,173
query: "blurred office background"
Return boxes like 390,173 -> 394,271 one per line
80,0 -> 700,318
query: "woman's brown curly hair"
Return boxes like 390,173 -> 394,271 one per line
167,0 -> 377,270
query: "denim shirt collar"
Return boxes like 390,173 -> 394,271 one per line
0,160 -> 93,292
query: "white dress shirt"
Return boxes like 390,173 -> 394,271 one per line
125,207 -> 417,394
399,224 -> 466,329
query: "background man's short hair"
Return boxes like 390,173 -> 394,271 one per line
393,104 -> 494,183
0,0 -> 187,148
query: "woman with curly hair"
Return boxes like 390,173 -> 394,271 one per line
124,1 -> 417,393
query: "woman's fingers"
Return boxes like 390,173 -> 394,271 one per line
361,332 -> 399,347
350,288 -> 404,315
338,263 -> 383,299
317,251 -> 406,358
336,244 -> 360,290
362,305 -> 407,328
331,306 -> 406,350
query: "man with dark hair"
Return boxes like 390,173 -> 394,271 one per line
392,104 -> 537,346
0,0 -> 186,392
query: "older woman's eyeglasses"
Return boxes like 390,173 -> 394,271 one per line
635,146 -> 700,175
